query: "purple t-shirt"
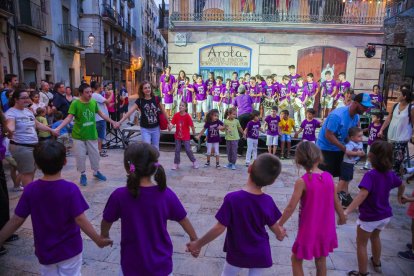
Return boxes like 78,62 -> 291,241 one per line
300,119 -> 321,141
216,190 -> 281,268
243,81 -> 251,90
289,73 -> 301,87
322,79 -> 337,96
249,85 -> 261,104
246,120 -> 261,139
231,80 -> 239,91
160,74 -> 176,86
367,123 -> 382,145
305,81 -> 318,97
234,94 -> 253,116
370,93 -> 383,109
162,82 -> 173,104
358,169 -> 402,221
211,84 -> 225,102
292,84 -> 308,101
265,115 -> 280,136
15,179 -> 89,265
194,83 -> 207,101
277,83 -> 290,101
336,81 -> 351,99
103,186 -> 186,275
180,84 -> 194,103
222,87 -> 234,105
206,79 -> 216,89
263,84 -> 276,98
176,79 -> 185,91
204,120 -> 224,143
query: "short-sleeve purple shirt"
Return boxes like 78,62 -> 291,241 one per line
246,120 -> 261,139
211,84 -> 225,102
103,186 -> 187,275
358,170 -> 402,221
204,120 -> 224,143
305,81 -> 318,97
322,79 -> 337,96
14,179 -> 89,265
216,190 -> 282,268
367,123 -> 382,145
194,83 -> 208,101
265,115 -> 280,136
277,83 -> 290,101
234,94 -> 253,116
301,119 -> 321,141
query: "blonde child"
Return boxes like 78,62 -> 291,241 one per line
101,142 -> 198,275
278,142 -> 346,276
223,107 -> 243,170
345,141 -> 405,275
244,110 -> 262,167
264,106 -> 280,155
36,107 -> 51,141
196,109 -> 224,168
279,109 -> 296,159
169,102 -> 199,170
187,153 -> 285,275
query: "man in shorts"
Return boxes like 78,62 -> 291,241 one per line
317,93 -> 373,178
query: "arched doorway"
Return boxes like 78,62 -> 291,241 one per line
23,58 -> 39,85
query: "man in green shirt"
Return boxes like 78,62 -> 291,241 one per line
55,83 -> 117,186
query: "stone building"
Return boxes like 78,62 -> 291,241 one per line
168,0 -> 387,94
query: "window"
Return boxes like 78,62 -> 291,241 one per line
44,60 -> 51,71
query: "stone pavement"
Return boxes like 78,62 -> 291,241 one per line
0,145 -> 414,276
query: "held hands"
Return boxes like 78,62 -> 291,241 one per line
337,214 -> 347,225
95,236 -> 113,248
378,130 -> 384,138
50,129 -> 60,137
186,240 -> 201,258
276,225 -> 287,241
111,121 -> 120,129
358,150 -> 365,157
294,132 -> 299,139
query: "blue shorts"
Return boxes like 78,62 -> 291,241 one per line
280,134 -> 291,142
96,120 -> 106,141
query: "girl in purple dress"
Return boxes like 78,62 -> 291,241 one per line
279,142 -> 346,276
101,142 -> 198,275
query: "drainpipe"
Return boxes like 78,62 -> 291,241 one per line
12,0 -> 22,78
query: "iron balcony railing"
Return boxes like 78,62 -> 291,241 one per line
59,24 -> 86,49
385,0 -> 414,19
113,51 -> 131,63
0,0 -> 14,15
102,3 -> 136,37
18,0 -> 46,33
170,0 -> 386,25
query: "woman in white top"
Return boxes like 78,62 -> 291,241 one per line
379,88 -> 414,175
5,85 -> 57,186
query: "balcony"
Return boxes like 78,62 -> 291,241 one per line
59,24 -> 86,51
17,0 -> 47,36
385,0 -> 414,20
102,4 -> 136,38
0,0 -> 14,18
113,51 -> 131,63
101,3 -> 117,23
170,0 -> 386,33
127,0 -> 135,9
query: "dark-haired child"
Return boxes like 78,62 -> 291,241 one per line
220,79 -> 234,120
294,108 -> 321,143
197,109 -> 224,168
36,107 -> 51,141
0,141 -> 112,274
345,140 -> 405,276
194,75 -> 208,122
279,142 -> 346,276
230,71 -> 239,92
52,111 -> 71,156
170,102 -> 199,170
211,76 -> 224,112
223,107 -> 243,170
338,127 -> 365,208
187,153 -> 286,274
264,106 -> 280,155
362,112 -> 383,170
101,142 -> 198,275
279,110 -> 296,159
244,110 -> 262,167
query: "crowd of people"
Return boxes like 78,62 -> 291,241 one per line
0,68 -> 413,276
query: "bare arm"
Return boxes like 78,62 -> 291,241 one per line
6,118 -> 15,135
75,213 -> 112,248
397,184 -> 405,204
278,178 -> 305,226
97,109 -> 115,125
325,129 -> 346,152
379,111 -> 393,137
269,222 -> 287,241
187,222 -> 226,252
35,119 -> 58,136
344,188 -> 369,216
100,219 -> 113,238
178,217 -> 198,241
55,114 -> 74,132
334,185 -> 346,225
0,215 -> 25,246
119,104 -> 139,124
191,125 -> 196,135
197,128 -> 207,139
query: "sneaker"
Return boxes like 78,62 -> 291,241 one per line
285,155 -> 290,159
225,164 -> 232,169
370,257 -> 382,273
216,164 -> 221,169
280,156 -> 285,160
100,152 -> 108,157
0,246 -> 7,255
231,164 -> 236,170
361,166 -> 370,171
5,234 -> 19,243
93,171 -> 107,181
245,162 -> 249,167
398,250 -> 414,262
12,186 -> 24,192
237,153 -> 243,157
80,174 -> 87,186
171,164 -> 179,170
204,162 -> 210,167
192,161 -> 199,169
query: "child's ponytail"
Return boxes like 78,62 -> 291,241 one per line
127,169 -> 141,198
154,163 -> 167,191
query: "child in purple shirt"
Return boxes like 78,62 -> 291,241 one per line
231,71 -> 239,92
162,76 -> 174,118
101,142 -> 198,276
187,154 -> 285,274
345,141 -> 405,276
335,72 -> 351,103
362,112 -> 383,170
181,77 -> 195,117
244,110 -> 263,166
288,65 -> 301,87
265,106 -> 281,155
321,71 -> 337,118
211,76 -> 225,112
196,109 -> 225,168
194,75 -> 208,122
0,141 -> 112,274
294,108 -> 321,142
249,77 -> 262,111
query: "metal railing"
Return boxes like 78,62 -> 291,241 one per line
385,0 -> 414,19
18,0 -> 46,32
102,4 -> 136,37
0,0 -> 13,14
170,0 -> 386,25
59,24 -> 86,48
113,51 -> 131,62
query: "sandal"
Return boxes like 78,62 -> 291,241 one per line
370,256 -> 382,273
348,271 -> 370,276
5,234 -> 19,243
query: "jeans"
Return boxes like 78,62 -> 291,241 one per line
0,161 -> 9,229
174,140 -> 196,164
141,126 -> 161,150
246,138 -> 258,164
226,140 -> 238,164
237,113 -> 251,155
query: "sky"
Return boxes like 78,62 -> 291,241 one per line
154,0 -> 167,5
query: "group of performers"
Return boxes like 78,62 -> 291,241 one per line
159,65 -> 383,126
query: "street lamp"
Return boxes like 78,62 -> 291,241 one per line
88,33 -> 95,47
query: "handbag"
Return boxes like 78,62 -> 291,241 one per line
155,96 -> 168,130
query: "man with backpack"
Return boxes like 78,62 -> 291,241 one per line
1,74 -> 18,112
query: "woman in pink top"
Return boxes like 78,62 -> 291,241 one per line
105,83 -> 115,119
278,142 -> 346,276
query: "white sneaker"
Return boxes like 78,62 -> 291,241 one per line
192,161 -> 199,169
171,164 -> 179,170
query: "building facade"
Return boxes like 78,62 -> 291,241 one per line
168,0 -> 387,94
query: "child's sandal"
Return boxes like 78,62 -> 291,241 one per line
347,271 -> 370,276
370,256 -> 382,273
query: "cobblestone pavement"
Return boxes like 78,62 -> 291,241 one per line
1,145 -> 414,276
